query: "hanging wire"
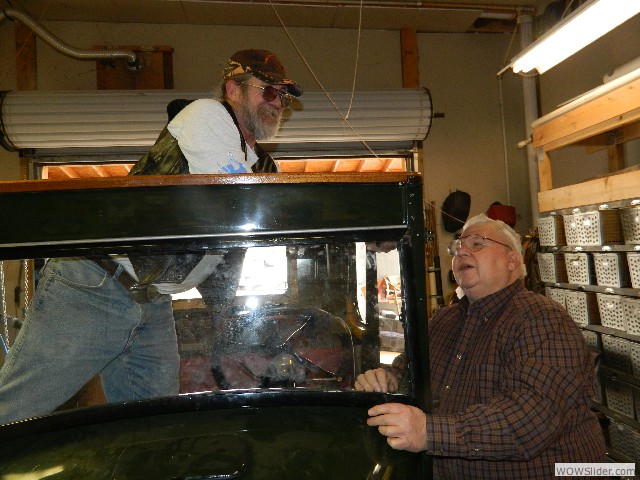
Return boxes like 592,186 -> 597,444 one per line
502,17 -> 520,69
498,10 -> 533,78
0,261 -> 9,353
21,259 -> 29,317
497,77 -> 511,206
561,0 -> 577,19
267,0 -> 382,161
497,9 -> 539,79
345,0 -> 364,120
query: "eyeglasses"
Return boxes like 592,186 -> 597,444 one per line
242,82 -> 294,108
447,234 -> 512,256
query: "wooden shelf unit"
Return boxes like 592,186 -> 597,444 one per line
533,72 -> 640,465
533,72 -> 640,212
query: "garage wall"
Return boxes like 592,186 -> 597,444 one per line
1,16 -> 638,297
0,20 -> 526,298
419,32 -> 528,280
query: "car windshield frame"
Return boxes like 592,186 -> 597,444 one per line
0,172 -> 430,425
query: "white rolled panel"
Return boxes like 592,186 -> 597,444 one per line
0,89 -> 432,151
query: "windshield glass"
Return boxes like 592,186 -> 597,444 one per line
0,241 -> 408,422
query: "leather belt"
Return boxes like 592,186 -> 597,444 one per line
89,256 -> 161,304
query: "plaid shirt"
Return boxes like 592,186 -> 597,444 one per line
425,281 -> 606,479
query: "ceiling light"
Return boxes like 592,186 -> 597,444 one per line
510,0 -> 640,75
478,12 -> 515,20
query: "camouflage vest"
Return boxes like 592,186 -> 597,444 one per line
129,101 -> 277,177
127,101 -> 276,287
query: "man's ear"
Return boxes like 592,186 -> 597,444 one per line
507,250 -> 519,273
225,81 -> 240,102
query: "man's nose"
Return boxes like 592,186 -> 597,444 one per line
268,94 -> 283,108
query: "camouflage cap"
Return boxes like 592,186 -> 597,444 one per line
223,49 -> 302,97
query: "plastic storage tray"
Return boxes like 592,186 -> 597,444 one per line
537,253 -> 567,283
545,286 -> 566,308
593,252 -> 630,288
562,210 -> 623,246
601,333 -> 632,373
581,329 -> 600,351
628,252 -> 640,289
537,215 -> 566,246
565,290 -> 600,327
620,206 -> 640,245
630,341 -> 640,377
564,252 -> 594,285
608,417 -> 640,461
597,293 -> 626,331
622,297 -> 640,337
604,377 -> 635,419
379,331 -> 404,353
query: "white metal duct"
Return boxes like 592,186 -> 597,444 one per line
0,89 -> 432,158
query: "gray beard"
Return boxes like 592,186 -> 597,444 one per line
242,102 -> 282,141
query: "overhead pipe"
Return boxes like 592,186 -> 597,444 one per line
518,13 -> 540,220
195,0 -> 536,16
1,2 -> 538,30
0,8 -> 139,69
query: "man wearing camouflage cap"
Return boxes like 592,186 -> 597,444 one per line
0,50 -> 302,424
133,48 -> 303,176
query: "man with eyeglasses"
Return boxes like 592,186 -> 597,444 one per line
133,49 -> 301,176
0,50 -> 303,424
356,213 -> 606,479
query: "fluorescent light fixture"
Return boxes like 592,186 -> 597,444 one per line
511,0 -> 640,74
479,12 -> 516,20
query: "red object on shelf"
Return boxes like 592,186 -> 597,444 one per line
487,204 -> 516,228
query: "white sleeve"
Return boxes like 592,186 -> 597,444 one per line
167,99 -> 254,174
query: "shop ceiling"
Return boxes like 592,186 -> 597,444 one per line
11,0 -> 554,33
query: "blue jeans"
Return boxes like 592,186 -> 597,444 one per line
0,257 -> 180,424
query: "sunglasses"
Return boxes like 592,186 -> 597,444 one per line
447,234 -> 512,256
242,82 -> 294,108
